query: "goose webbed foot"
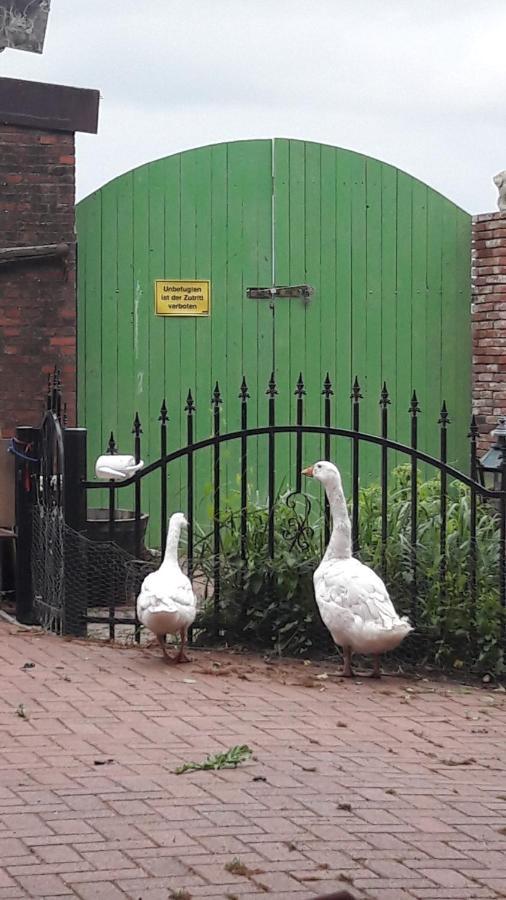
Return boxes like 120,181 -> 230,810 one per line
156,634 -> 175,665
342,645 -> 354,678
370,655 -> 382,679
175,628 -> 191,664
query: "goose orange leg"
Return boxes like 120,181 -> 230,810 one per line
175,628 -> 191,664
157,634 -> 175,664
371,655 -> 381,679
342,646 -> 354,678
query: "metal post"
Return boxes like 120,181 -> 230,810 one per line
14,426 -> 40,625
500,449 -> 506,650
63,428 -> 88,637
351,377 -> 362,555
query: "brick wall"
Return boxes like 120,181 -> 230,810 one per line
472,211 -> 506,450
0,125 -> 76,436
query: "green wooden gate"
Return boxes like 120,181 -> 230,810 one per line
76,139 -> 471,539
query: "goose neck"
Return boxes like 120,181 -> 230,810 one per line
323,477 -> 352,561
162,522 -> 182,566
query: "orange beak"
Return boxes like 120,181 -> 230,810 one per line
301,466 -> 314,477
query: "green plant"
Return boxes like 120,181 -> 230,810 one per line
175,744 -> 253,775
193,488 -> 332,657
192,468 -> 504,674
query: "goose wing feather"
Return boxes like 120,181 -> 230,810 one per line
315,558 -> 401,627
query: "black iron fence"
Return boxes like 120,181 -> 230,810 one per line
12,368 -> 506,670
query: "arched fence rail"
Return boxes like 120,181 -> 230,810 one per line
13,369 -> 506,664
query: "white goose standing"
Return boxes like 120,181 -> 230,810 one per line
136,513 -> 197,664
302,461 -> 412,677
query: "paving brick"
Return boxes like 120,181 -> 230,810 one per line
15,873 -> 73,896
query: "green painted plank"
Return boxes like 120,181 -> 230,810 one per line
178,150 -> 200,521
319,143 -> 339,488
380,164 -> 398,445
364,157 -> 383,480
226,141 -> 273,501
245,141 -> 273,498
334,149 -> 353,484
192,147 -> 213,523
115,171 -> 135,513
319,142 -> 337,407
100,182 -> 119,456
411,180 -> 428,456
147,158 -> 167,544
441,201 -> 459,467
454,209 -> 472,470
132,166 -> 152,538
425,191 -> 444,463
162,154 -> 183,518
303,142 -> 324,480
273,138 -> 292,488
286,140 -> 309,482
396,172 -> 413,448
82,191 -> 102,495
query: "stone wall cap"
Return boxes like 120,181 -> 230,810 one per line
473,211 -> 506,223
0,76 -> 99,134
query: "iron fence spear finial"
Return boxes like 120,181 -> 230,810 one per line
158,399 -> 168,424
322,372 -> 334,398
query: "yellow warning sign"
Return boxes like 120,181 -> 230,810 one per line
155,280 -> 210,317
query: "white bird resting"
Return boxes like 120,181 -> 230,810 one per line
302,460 -> 413,678
95,454 -> 144,481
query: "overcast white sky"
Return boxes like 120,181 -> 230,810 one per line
1,0 -> 505,212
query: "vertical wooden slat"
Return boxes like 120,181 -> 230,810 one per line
147,159 -> 166,542
83,190 -> 103,507
101,182 -> 119,474
455,207 -> 473,463
364,157 -> 382,481
441,202 -> 458,467
426,191 -> 444,460
396,172 -> 413,448
179,150 -> 199,521
411,180 -> 428,464
335,149 -> 353,485
193,147 -> 213,526
380,165 -> 398,450
163,154 -> 183,515
272,138 -> 292,487
303,142 -> 323,471
237,140 -> 273,498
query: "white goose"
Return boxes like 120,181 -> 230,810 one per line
136,513 -> 197,664
302,461 -> 412,677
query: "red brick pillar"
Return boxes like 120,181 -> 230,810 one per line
0,78 -> 99,437
472,211 -> 506,450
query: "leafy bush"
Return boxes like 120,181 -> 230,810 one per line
193,467 -> 504,674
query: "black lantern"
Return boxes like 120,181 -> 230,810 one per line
478,417 -> 506,492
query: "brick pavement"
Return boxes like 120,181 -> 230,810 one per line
0,621 -> 505,900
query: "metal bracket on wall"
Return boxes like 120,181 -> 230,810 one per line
246,284 -> 314,302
